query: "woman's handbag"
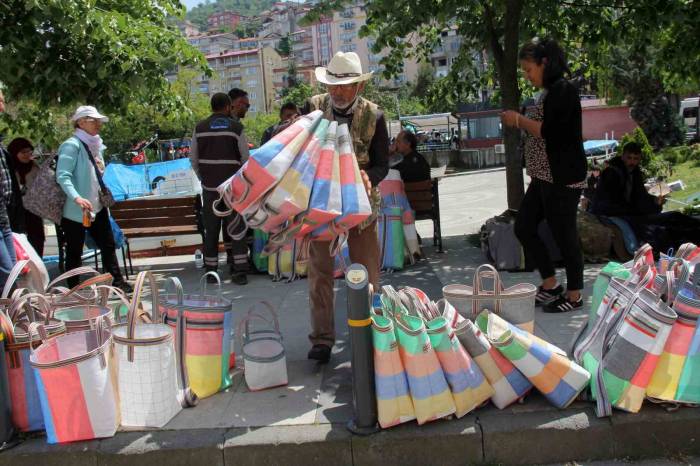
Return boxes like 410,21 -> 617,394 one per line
22,153 -> 66,225
371,310 -> 415,428
443,264 -> 537,333
238,304 -> 287,391
426,315 -> 494,417
481,310 -> 589,409
456,320 -> 532,409
29,314 -> 118,443
113,271 -> 195,428
1,295 -> 66,432
159,273 -> 234,399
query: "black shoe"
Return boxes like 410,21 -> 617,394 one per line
543,295 -> 583,313
113,281 -> 133,294
230,271 -> 248,285
307,344 -> 331,364
535,285 -> 564,307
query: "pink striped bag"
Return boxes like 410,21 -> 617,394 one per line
214,111 -> 324,216
332,124 -> 372,232
29,314 -> 119,443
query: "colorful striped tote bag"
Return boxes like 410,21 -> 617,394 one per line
456,320 -> 532,409
378,169 -> 420,258
114,272 -> 196,428
426,316 -> 493,417
580,288 -> 677,417
252,229 -> 269,272
371,311 -> 415,428
675,288 -> 700,404
332,123 -> 372,233
29,314 -> 118,443
305,123 -> 342,242
1,296 -> 66,432
480,310 -> 589,409
248,119 -> 329,233
394,313 -> 456,424
215,110 -> 324,216
160,273 -> 234,399
268,239 -> 308,282
378,206 -> 405,271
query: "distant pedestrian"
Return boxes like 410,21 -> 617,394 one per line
500,38 -> 587,313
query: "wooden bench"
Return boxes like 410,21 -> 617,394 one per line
404,167 -> 445,253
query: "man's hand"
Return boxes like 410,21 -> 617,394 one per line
657,195 -> 667,206
75,197 -> 93,212
360,169 -> 372,197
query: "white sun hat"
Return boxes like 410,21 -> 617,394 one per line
70,105 -> 109,122
315,51 -> 373,85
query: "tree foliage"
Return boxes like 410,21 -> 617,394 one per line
186,0 -> 277,30
0,0 -> 209,111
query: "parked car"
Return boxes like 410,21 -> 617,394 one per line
680,97 -> 699,142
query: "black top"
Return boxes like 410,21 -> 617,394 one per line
591,156 -> 662,217
541,79 -> 587,186
301,102 -> 389,186
260,123 -> 279,146
395,150 -> 431,183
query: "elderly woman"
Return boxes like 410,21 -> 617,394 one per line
56,105 -> 131,292
6,137 -> 45,256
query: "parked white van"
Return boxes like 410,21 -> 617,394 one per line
680,97 -> 699,141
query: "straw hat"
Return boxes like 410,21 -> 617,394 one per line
315,52 -> 373,85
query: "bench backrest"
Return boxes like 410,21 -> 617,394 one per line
110,195 -> 200,230
404,180 -> 436,219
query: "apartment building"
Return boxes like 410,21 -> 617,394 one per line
207,11 -> 245,31
188,32 -> 238,56
202,47 -> 283,114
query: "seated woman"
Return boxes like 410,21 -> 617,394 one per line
6,138 -> 45,256
392,130 -> 431,183
591,142 -> 700,252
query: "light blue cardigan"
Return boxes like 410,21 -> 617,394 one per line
56,136 -> 103,223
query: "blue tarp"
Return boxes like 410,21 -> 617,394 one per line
103,158 -> 193,200
584,139 -> 618,155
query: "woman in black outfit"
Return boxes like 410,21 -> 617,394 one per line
501,39 -> 587,313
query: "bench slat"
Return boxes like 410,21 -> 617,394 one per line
404,180 -> 433,192
111,206 -> 196,221
112,196 -> 198,210
118,216 -> 198,229
120,225 -> 200,238
406,191 -> 433,202
410,200 -> 434,212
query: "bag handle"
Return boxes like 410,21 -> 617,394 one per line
472,264 -> 504,316
174,308 -> 198,408
199,272 -> 222,299
246,301 -> 280,333
47,266 -> 101,291
226,209 -> 249,241
54,272 -> 114,303
125,271 -> 161,362
212,190 -> 234,217
2,260 -> 38,299
9,292 -> 54,325
164,276 -> 185,305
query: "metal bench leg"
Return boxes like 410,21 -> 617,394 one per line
126,238 -> 134,275
94,249 -> 99,270
432,180 -> 444,253
121,246 -> 129,280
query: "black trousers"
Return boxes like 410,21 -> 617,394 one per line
624,212 -> 700,254
61,208 -> 123,288
515,178 -> 584,290
202,190 -> 249,273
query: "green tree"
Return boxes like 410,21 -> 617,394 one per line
242,112 -> 280,148
0,0 -> 209,111
277,35 -> 292,57
280,82 -> 315,109
412,62 -> 436,99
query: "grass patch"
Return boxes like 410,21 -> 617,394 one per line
666,160 -> 700,211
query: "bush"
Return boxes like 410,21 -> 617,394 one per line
657,143 -> 700,165
618,127 -> 670,178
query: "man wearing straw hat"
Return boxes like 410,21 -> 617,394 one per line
303,51 -> 389,363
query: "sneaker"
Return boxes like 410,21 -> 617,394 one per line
535,285 -> 564,307
307,344 -> 331,364
114,281 -> 133,295
230,271 -> 248,285
543,295 -> 583,313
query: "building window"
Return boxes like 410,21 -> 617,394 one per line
340,44 -> 357,53
246,66 -> 257,75
249,92 -> 257,100
467,116 -> 502,139
247,79 -> 258,88
340,21 -> 355,30
438,58 -> 447,67
319,23 -> 330,33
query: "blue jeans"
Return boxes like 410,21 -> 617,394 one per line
0,209 -> 17,290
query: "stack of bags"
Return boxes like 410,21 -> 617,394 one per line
372,263 -> 591,429
215,111 -> 372,257
572,242 -> 700,417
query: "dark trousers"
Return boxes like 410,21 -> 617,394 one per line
625,212 -> 700,254
202,190 -> 249,273
25,210 -> 45,257
61,208 -> 123,288
515,178 -> 584,291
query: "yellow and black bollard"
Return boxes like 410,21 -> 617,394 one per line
345,263 -> 379,435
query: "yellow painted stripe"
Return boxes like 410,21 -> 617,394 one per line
348,317 -> 372,328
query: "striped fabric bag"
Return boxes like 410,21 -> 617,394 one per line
480,310 -> 589,409
443,264 -> 537,333
248,119 -> 329,234
306,124 -> 342,242
394,313 -> 455,424
578,288 -> 677,417
378,169 -> 420,258
378,206 -> 405,271
159,273 -> 234,399
371,311 -> 415,428
0,295 -> 66,432
252,229 -> 269,273
268,239 -> 308,282
675,289 -> 700,403
29,314 -> 118,443
652,259 -> 692,304
332,124 -> 372,233
456,320 -> 532,409
426,316 -> 494,417
395,286 -> 466,332
215,111 -> 323,216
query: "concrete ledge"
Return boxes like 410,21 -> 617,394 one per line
223,424 -> 352,466
351,415 -> 482,466
0,436 -> 100,466
479,404 -> 615,465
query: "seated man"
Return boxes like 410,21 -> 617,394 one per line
392,130 -> 431,183
591,142 -> 700,252
260,102 -> 300,146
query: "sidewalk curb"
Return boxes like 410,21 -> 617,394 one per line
2,403 -> 699,465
